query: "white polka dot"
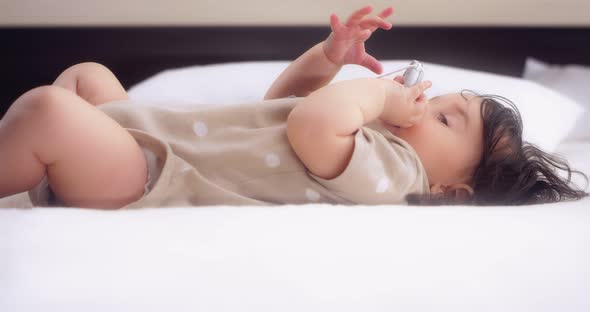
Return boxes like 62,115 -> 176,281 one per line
305,188 -> 320,201
265,153 -> 281,168
376,177 -> 391,193
180,165 -> 193,174
192,121 -> 208,137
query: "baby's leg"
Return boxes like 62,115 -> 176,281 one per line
52,62 -> 129,106
0,85 -> 147,208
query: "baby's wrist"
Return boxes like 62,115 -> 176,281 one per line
381,78 -> 403,102
378,79 -> 404,122
320,37 -> 342,68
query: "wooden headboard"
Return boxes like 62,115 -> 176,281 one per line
1,26 -> 589,117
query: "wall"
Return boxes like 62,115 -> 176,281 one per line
1,0 -> 589,27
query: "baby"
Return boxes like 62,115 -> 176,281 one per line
0,5 -> 587,209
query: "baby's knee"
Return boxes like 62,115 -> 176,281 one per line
63,62 -> 112,77
54,62 -> 112,89
8,85 -> 77,124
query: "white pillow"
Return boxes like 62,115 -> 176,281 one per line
128,60 -> 583,152
523,57 -> 590,142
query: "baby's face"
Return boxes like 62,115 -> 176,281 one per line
384,92 -> 484,186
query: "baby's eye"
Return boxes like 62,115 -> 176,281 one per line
437,113 -> 449,126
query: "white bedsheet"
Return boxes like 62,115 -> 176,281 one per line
1,198 -> 590,312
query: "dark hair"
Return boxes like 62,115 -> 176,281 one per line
407,90 -> 588,205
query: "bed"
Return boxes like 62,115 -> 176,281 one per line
1,26 -> 590,311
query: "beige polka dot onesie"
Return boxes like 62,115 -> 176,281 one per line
29,97 -> 430,208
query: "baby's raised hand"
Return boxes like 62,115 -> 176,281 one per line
380,79 -> 432,128
323,5 -> 393,74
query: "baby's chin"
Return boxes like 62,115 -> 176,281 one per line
377,119 -> 402,136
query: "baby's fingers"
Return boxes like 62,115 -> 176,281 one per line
360,16 -> 392,31
406,99 -> 428,126
345,5 -> 373,26
410,80 -> 432,98
393,75 -> 404,84
360,53 -> 383,74
330,14 -> 344,32
406,91 -> 429,126
368,7 -> 394,32
378,6 -> 394,19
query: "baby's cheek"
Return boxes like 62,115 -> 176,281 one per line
385,121 -> 434,152
404,122 -> 440,147
403,124 -> 455,164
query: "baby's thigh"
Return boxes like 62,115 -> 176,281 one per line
14,86 -> 147,208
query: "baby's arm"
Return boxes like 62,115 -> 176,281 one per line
264,43 -> 342,100
287,78 -> 431,179
264,5 -> 392,100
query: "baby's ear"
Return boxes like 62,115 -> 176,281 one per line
430,183 -> 474,201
